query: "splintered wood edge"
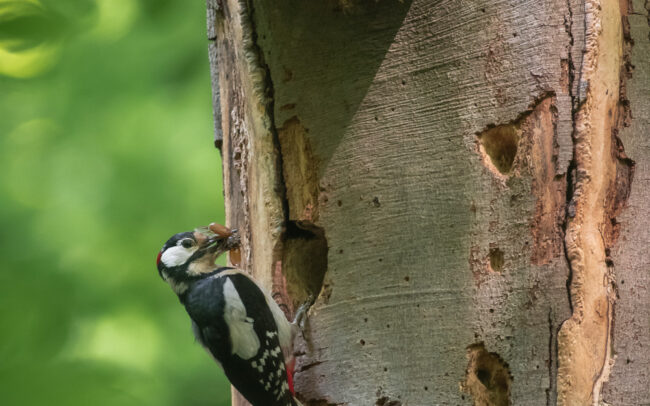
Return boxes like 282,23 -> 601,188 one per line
556,0 -> 623,404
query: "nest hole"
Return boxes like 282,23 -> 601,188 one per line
462,343 -> 512,406
488,248 -> 505,273
282,221 -> 328,311
477,124 -> 519,174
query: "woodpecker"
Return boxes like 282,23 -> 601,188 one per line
156,227 -> 310,406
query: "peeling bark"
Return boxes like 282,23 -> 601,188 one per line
601,0 -> 650,403
476,96 -> 567,266
556,0 -> 634,403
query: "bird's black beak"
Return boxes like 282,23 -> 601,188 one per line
203,236 -> 221,252
223,230 -> 240,250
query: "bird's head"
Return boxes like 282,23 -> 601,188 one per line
156,227 -> 240,294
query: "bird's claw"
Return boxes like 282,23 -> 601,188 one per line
293,294 -> 315,331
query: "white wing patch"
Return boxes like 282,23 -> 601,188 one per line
160,245 -> 196,268
223,278 -> 260,360
217,269 -> 292,354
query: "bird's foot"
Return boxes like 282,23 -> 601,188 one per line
292,294 -> 315,331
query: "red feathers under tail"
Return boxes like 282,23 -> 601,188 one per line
286,357 -> 296,395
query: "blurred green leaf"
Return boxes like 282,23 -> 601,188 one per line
0,2 -> 67,52
0,0 -> 230,404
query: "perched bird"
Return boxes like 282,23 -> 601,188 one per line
156,226 -> 310,406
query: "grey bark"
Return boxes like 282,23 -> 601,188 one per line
207,0 -> 649,405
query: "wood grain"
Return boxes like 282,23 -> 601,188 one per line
601,0 -> 650,402
250,1 -> 573,404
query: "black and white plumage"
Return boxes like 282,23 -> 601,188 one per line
156,230 -> 303,406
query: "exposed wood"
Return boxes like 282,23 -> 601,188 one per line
556,0 -> 624,403
207,0 -> 288,402
601,0 -> 650,403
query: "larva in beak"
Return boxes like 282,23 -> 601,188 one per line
207,222 -> 241,266
209,222 -> 233,237
229,247 -> 241,267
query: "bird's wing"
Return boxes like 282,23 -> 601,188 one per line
219,268 -> 293,352
222,277 -> 260,359
185,272 -> 297,406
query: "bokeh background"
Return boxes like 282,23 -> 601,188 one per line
0,0 -> 231,404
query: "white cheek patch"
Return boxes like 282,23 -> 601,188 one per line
160,245 -> 196,268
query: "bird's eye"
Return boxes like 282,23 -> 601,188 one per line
181,239 -> 194,249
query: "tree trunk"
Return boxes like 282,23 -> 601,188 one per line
206,0 -> 649,404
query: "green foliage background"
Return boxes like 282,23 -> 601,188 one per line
0,1 -> 231,404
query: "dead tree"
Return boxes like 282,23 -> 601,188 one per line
207,0 -> 649,404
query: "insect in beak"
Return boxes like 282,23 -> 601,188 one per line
194,223 -> 241,253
